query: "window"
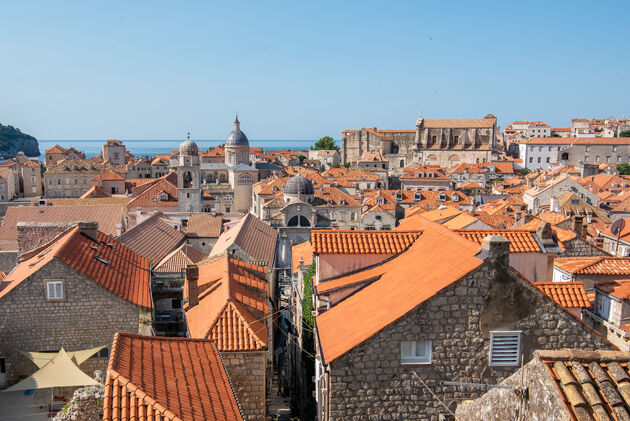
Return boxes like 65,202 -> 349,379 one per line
414,193 -> 421,202
607,156 -> 611,163
613,146 -> 618,152
437,193 -> 446,202
585,156 -> 589,162
451,194 -> 459,202
350,212 -> 357,221
375,215 -> 382,220
431,135 -> 437,143
586,146 -> 590,152
546,157 -> 550,163
596,292 -> 611,320
48,179 -> 52,185
400,340 -> 431,364
74,178 -> 78,185
46,280 -> 64,300
91,348 -> 109,359
537,157 -> 541,163
596,156 -> 600,162
454,136 -> 459,144
31,176 -> 36,182
529,157 -> 533,163
57,179 -> 61,185
618,156 -> 622,163
489,331 -> 521,366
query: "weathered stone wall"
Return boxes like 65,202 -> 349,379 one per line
0,259 -> 144,386
53,385 -> 105,421
222,351 -> 266,421
17,222 -> 76,255
324,263 -> 612,420
0,251 -> 17,272
455,356 -> 571,421
562,237 -> 610,257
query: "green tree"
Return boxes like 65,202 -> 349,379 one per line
618,163 -> 630,175
518,168 -> 531,176
301,263 -> 317,419
620,130 -> 630,138
311,136 -> 338,151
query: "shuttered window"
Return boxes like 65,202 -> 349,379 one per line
489,331 -> 521,366
46,280 -> 64,300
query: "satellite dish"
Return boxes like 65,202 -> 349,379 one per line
611,219 -> 626,236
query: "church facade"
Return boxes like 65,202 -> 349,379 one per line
341,113 -> 499,173
177,117 -> 258,214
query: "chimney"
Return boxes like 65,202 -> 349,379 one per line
536,221 -> 555,248
136,207 -> 142,220
523,214 -> 534,224
573,215 -> 584,238
115,223 -> 122,237
78,221 -> 98,241
550,196 -> 559,213
185,264 -> 199,309
481,235 -> 510,270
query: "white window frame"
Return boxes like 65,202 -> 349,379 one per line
400,340 -> 432,364
489,331 -> 521,366
45,280 -> 64,301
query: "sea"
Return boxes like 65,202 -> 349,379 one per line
35,139 -> 338,161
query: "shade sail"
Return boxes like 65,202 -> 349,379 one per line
22,345 -> 105,368
3,348 -> 101,392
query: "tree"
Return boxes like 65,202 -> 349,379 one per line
518,168 -> 531,176
618,164 -> 630,175
620,130 -> 630,138
311,136 -> 338,151
298,154 -> 306,163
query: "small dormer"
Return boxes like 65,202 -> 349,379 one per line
451,194 -> 459,202
613,183 -> 619,188
414,192 -> 422,202
158,191 -> 169,202
339,199 -> 346,205
375,197 -> 385,205
395,193 -> 403,202
437,193 -> 446,202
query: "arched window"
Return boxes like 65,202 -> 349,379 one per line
400,159 -> 405,168
561,152 -> 569,160
238,173 -> 253,185
183,171 -> 193,188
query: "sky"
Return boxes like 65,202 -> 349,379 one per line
0,1 -> 628,140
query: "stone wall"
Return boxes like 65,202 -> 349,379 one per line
0,251 -> 17,272
222,351 -> 266,421
562,237 -> 610,257
0,259 -> 144,386
455,356 -> 571,421
16,222 -> 77,255
323,262 -> 612,420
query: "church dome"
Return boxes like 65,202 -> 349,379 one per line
283,174 -> 314,195
226,115 -> 249,146
179,137 -> 199,156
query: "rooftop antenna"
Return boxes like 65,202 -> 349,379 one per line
187,132 -> 190,140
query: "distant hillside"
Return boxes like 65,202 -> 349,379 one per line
0,124 -> 40,158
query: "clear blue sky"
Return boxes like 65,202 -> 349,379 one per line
1,1 -> 628,140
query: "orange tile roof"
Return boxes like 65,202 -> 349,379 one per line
475,212 -> 515,229
186,214 -> 223,238
459,181 -> 484,189
311,230 -> 421,255
533,282 -> 591,309
127,176 -> 178,209
442,213 -> 481,230
555,257 -> 630,276
418,206 -> 463,222
104,332 -> 243,421
97,169 -> 126,181
185,255 -> 269,351
0,226 -> 151,307
316,217 -> 483,363
292,241 -> 313,274
45,144 -> 66,154
596,279 -> 630,300
153,244 -> 208,274
455,230 -> 541,253
537,211 -> 570,225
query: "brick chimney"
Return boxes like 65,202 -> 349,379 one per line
77,221 -> 99,241
573,215 -> 584,238
185,264 -> 199,309
481,235 -> 510,270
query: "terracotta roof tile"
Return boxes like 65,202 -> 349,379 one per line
316,218 -> 483,363
533,282 -> 592,309
311,230 -> 421,254
0,226 -> 151,307
104,332 -> 243,421
119,213 -> 185,264
538,350 -> 630,421
127,176 -> 178,209
153,244 -> 208,273
210,213 -> 277,267
185,256 -> 269,350
555,257 -> 630,276
185,214 -> 223,238
455,230 -> 541,253
0,204 -> 125,241
422,118 -> 495,128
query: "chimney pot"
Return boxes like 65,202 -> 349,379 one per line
481,235 -> 510,269
115,223 -> 122,237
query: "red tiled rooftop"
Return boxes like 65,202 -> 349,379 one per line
455,230 -> 542,253
311,230 -> 421,255
533,282 -> 592,309
104,332 -> 243,421
555,257 -> 630,276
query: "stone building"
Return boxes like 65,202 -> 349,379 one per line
0,153 -> 43,198
44,158 -> 126,198
184,255 -> 271,420
313,220 -> 612,420
0,223 -> 151,388
341,113 -> 499,173
102,139 -> 127,165
125,156 -> 170,179
0,167 -> 16,201
44,144 -> 85,167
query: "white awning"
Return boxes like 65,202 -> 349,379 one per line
4,348 -> 101,392
21,345 -> 105,368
